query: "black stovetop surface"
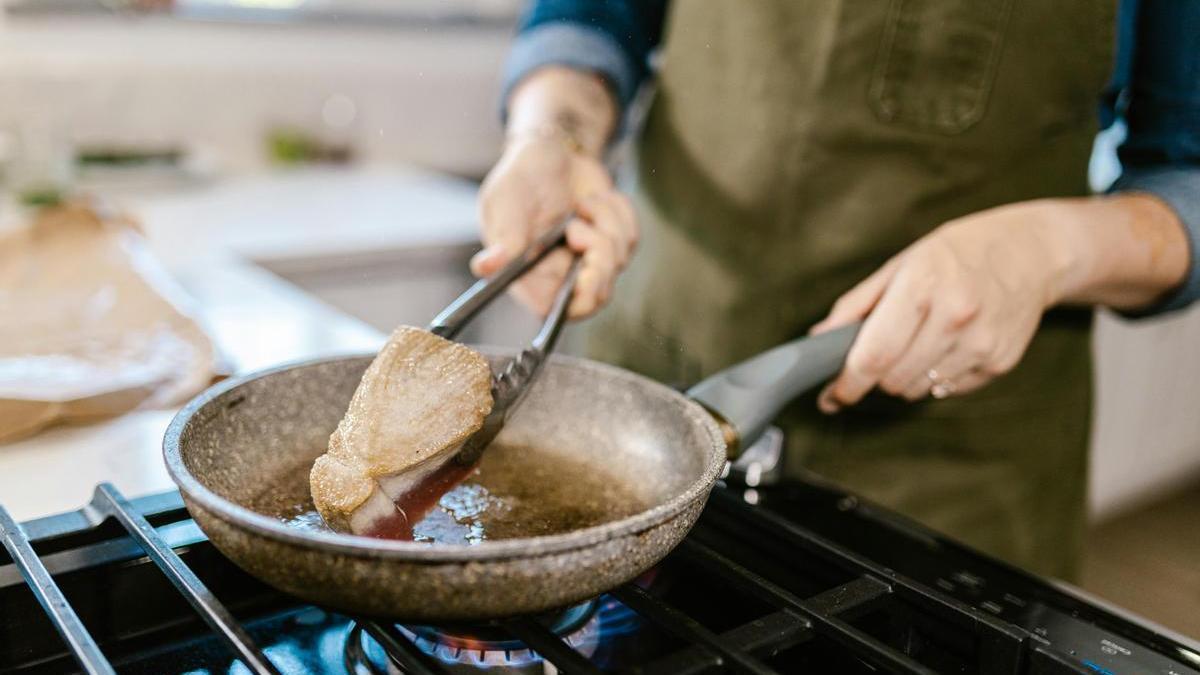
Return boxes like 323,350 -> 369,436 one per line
2,477 -> 1198,674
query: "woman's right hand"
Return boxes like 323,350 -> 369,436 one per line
473,133 -> 638,319
473,69 -> 638,320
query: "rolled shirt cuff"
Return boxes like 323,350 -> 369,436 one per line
500,22 -> 639,119
1110,166 -> 1200,316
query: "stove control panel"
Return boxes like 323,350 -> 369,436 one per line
757,483 -> 1200,675
928,570 -> 1200,675
1022,606 -> 1200,675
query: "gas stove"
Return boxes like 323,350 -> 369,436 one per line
2,477 -> 1197,674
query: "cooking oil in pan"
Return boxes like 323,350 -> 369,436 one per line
255,443 -> 651,545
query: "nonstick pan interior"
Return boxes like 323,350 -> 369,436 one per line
164,350 -> 725,619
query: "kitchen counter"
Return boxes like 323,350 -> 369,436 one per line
0,166 -> 482,520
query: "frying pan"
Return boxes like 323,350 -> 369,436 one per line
163,324 -> 858,621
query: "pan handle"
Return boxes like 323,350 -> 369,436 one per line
686,322 -> 861,458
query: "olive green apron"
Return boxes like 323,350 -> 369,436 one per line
588,0 -> 1115,579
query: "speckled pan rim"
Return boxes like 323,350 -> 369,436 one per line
163,349 -> 727,562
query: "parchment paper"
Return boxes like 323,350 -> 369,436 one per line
0,201 -> 219,443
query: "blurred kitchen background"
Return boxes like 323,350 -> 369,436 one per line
0,0 -> 1196,635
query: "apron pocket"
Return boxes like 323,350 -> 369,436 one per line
869,0 -> 1014,134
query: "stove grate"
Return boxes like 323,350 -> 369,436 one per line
670,539 -> 932,673
89,483 -> 281,675
351,536 -> 956,674
1,483 -> 280,675
356,621 -> 446,675
498,615 -> 605,673
0,503 -> 114,675
1,481 -> 1120,674
700,489 -> 1031,672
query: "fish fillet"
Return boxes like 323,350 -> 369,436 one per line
310,326 -> 493,534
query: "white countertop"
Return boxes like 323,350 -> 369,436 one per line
0,166 -> 482,521
133,166 -> 483,268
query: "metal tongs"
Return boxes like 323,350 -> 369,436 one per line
427,216 -> 581,465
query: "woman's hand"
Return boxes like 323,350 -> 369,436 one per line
474,67 -> 638,319
810,195 -> 1189,412
474,134 -> 637,319
810,201 -> 1076,411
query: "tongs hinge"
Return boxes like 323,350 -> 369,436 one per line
426,216 -> 581,465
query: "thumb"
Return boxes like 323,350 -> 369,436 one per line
476,184 -> 537,278
469,244 -> 508,277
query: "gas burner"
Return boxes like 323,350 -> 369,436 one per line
347,600 -> 601,674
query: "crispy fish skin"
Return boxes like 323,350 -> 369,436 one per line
310,326 -> 493,533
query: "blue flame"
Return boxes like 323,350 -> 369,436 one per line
595,596 -> 644,639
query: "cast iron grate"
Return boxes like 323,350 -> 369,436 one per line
0,482 -> 1045,674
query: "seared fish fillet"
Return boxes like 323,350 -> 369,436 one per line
310,326 -> 493,534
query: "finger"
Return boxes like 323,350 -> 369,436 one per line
930,348 -> 979,385
818,274 -> 930,413
475,183 -> 537,276
576,194 -> 633,269
924,367 -> 989,400
566,219 -> 619,318
591,192 -> 638,265
878,308 -> 959,400
901,347 -> 983,400
587,190 -> 639,256
945,369 -> 990,396
810,256 -> 902,335
469,245 -> 506,277
478,190 -> 533,253
471,194 -> 567,280
901,363 -> 944,402
610,192 -> 639,251
509,249 -> 573,317
883,332 -> 956,402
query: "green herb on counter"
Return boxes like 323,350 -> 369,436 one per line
18,186 -> 64,208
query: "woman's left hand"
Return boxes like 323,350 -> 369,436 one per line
810,201 -> 1074,412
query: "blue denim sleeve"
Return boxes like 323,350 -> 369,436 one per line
1110,0 -> 1200,315
500,0 -> 668,113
